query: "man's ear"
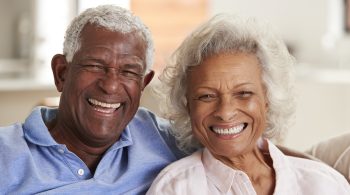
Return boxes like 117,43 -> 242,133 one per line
141,70 -> 154,90
51,54 -> 69,92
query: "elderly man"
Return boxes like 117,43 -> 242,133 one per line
0,5 -> 183,194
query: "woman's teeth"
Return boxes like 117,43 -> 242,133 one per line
212,123 -> 245,135
88,98 -> 121,109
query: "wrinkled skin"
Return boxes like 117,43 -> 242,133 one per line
186,52 -> 275,194
186,53 -> 268,159
50,24 -> 154,171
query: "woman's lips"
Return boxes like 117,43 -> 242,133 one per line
210,123 -> 248,135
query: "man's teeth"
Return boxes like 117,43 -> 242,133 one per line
88,98 -> 121,109
212,124 -> 245,135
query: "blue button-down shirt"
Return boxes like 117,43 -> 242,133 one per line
0,107 -> 185,194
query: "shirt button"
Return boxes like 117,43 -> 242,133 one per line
58,148 -> 64,154
78,169 -> 84,176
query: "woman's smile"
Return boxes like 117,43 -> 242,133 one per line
210,123 -> 248,138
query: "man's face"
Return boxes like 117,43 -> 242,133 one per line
54,24 -> 152,146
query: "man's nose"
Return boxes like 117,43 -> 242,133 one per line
213,97 -> 237,121
97,69 -> 120,94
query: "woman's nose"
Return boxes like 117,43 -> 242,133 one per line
213,97 -> 237,121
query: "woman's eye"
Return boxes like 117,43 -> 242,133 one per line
197,94 -> 216,102
237,91 -> 253,98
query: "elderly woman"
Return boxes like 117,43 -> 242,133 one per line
147,14 -> 350,194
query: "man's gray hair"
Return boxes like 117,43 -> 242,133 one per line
63,5 -> 154,71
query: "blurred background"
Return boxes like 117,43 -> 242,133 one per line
0,0 -> 349,151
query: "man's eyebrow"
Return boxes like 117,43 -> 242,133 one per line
80,58 -> 106,63
121,55 -> 144,65
126,56 -> 144,64
122,63 -> 144,70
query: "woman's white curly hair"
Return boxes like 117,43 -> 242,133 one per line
157,14 -> 296,153
63,5 -> 154,71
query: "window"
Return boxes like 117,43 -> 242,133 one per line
131,0 -> 208,74
346,0 -> 350,32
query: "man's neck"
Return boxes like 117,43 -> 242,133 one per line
47,118 -> 114,173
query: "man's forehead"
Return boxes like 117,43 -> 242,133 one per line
80,23 -> 143,42
77,24 -> 147,67
80,52 -> 144,65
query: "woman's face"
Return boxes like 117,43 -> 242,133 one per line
186,52 -> 268,159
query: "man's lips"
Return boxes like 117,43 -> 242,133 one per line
210,123 -> 248,135
88,98 -> 121,114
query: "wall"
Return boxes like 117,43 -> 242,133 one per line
210,0 -> 349,68
284,67 -> 350,150
0,88 -> 59,126
0,0 -> 32,59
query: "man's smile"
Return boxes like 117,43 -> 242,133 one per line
88,98 -> 122,114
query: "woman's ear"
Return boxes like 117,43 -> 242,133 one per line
262,85 -> 269,110
51,54 -> 68,92
185,95 -> 191,114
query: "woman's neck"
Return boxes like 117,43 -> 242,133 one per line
213,146 -> 276,195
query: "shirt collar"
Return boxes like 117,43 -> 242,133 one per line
202,139 -> 297,194
265,139 -> 289,169
23,106 -> 133,150
107,124 -> 133,151
265,139 -> 297,194
23,106 -> 59,146
202,148 -> 236,193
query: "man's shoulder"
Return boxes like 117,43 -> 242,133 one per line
128,107 -> 187,159
0,123 -> 24,141
129,107 -> 171,136
132,107 -> 169,126
0,123 -> 27,156
0,106 -> 52,149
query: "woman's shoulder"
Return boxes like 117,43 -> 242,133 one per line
289,155 -> 344,176
269,139 -> 343,180
146,150 -> 208,194
287,156 -> 350,192
268,141 -> 350,193
155,150 -> 205,178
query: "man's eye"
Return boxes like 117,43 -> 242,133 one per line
196,94 -> 217,102
84,65 -> 105,72
119,69 -> 142,80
